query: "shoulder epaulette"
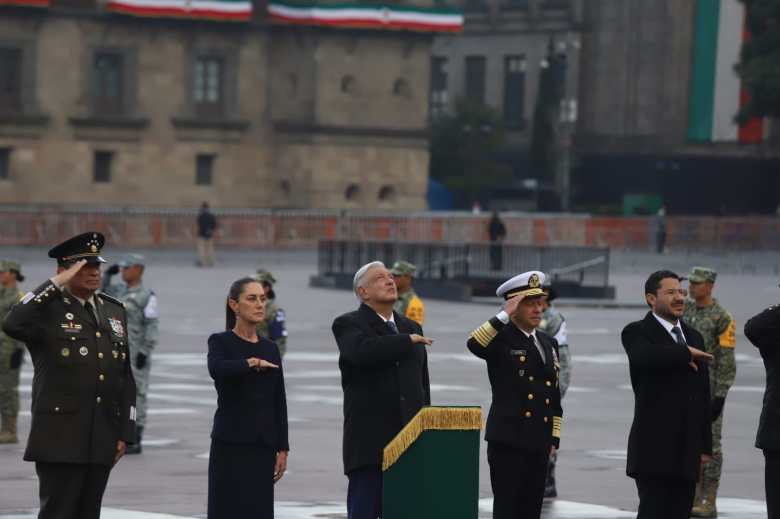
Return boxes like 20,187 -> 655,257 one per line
98,291 -> 126,308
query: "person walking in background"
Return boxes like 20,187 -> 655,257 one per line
684,267 -> 736,518
254,269 -> 288,358
744,303 -> 780,519
102,253 -> 159,454
654,206 -> 667,254
2,233 -> 136,519
539,284 -> 570,498
390,260 -> 425,326
196,202 -> 218,267
207,277 -> 288,519
332,261 -> 432,519
621,270 -> 713,519
0,260 -> 25,444
488,210 -> 507,271
467,271 -> 562,519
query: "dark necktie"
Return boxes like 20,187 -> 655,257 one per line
387,321 -> 398,334
671,326 -> 687,346
84,301 -> 98,327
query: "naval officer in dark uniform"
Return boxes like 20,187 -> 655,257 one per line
467,270 -> 563,519
1,232 -> 136,519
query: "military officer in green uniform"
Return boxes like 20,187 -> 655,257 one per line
391,261 -> 425,326
254,269 -> 287,357
684,266 -> 736,518
102,253 -> 158,454
539,284 -> 570,498
1,232 -> 136,519
0,260 -> 25,444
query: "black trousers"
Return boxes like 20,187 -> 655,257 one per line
35,462 -> 112,519
766,449 -> 780,519
488,443 -> 548,519
489,244 -> 504,271
347,465 -> 382,519
635,476 -> 696,519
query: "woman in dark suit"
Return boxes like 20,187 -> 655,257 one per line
207,277 -> 289,519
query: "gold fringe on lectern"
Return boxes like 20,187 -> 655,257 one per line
382,407 -> 482,471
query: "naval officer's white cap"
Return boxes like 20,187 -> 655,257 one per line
496,271 -> 547,300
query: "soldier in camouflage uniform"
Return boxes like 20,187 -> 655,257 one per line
254,269 -> 288,357
0,260 -> 25,444
683,267 -> 736,518
102,253 -> 158,454
390,260 -> 425,326
539,284 -> 570,498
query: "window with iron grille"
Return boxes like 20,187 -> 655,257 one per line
503,55 -> 526,126
93,52 -> 124,115
0,48 -> 22,114
429,57 -> 449,119
193,56 -> 224,118
93,151 -> 113,183
464,56 -> 486,106
196,154 -> 215,185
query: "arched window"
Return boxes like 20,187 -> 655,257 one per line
341,75 -> 356,94
345,183 -> 361,200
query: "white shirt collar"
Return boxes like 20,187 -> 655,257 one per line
652,312 -> 686,342
518,327 -> 538,341
376,312 -> 396,325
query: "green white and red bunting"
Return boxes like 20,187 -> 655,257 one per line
268,1 -> 463,33
687,0 -> 764,143
0,0 -> 48,7
106,0 -> 251,21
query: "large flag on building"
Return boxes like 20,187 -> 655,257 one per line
687,0 -> 764,143
106,0 -> 252,21
268,1 -> 463,33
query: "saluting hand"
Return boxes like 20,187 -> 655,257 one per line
410,334 -> 433,347
247,357 -> 279,372
687,346 -> 714,371
52,259 -> 88,287
503,293 -> 525,316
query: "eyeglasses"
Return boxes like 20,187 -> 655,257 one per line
660,289 -> 688,297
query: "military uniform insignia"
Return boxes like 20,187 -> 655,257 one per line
79,346 -> 89,356
528,273 -> 540,288
61,348 -> 70,357
108,317 -> 125,337
112,350 -> 119,359
60,322 -> 83,333
63,297 -> 71,304
510,349 -> 527,356
121,352 -> 126,360
65,312 -> 74,320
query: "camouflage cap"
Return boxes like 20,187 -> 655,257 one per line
390,260 -> 417,277
0,259 -> 24,282
255,269 -> 277,285
688,266 -> 717,283
119,253 -> 146,267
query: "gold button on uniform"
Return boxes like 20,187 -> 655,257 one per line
545,398 -> 550,405
96,397 -> 101,404
529,376 -> 534,382
98,352 -> 104,359
544,416 -> 549,423
519,356 -> 526,362
54,407 -> 60,412
527,393 -> 534,400
546,381 -> 552,387
95,331 -> 102,338
525,411 -> 532,418
99,375 -> 105,381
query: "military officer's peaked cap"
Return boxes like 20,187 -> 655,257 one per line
688,266 -> 717,283
119,253 -> 146,267
255,269 -> 277,285
48,232 -> 107,265
390,260 -> 417,277
496,270 -> 547,299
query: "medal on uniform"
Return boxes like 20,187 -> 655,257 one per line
65,313 -> 74,320
113,350 -> 119,359
108,317 -> 125,338
61,348 -> 70,357
79,346 -> 89,356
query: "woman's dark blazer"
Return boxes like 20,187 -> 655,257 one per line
207,331 -> 289,451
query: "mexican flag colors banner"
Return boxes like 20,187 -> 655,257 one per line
268,1 -> 464,33
106,0 -> 252,21
687,0 -> 764,143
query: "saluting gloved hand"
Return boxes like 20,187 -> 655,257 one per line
9,349 -> 23,369
711,396 -> 726,422
106,264 -> 120,276
136,353 -> 147,370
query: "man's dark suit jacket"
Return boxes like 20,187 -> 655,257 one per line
332,303 -> 431,474
621,312 -> 712,481
744,304 -> 780,452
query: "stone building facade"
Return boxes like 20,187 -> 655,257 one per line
0,2 -> 440,209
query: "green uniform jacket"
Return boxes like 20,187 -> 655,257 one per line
683,299 -> 736,399
1,280 -> 136,466
0,286 -> 24,358
102,276 -> 159,358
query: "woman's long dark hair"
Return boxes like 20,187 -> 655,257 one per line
225,277 -> 261,330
